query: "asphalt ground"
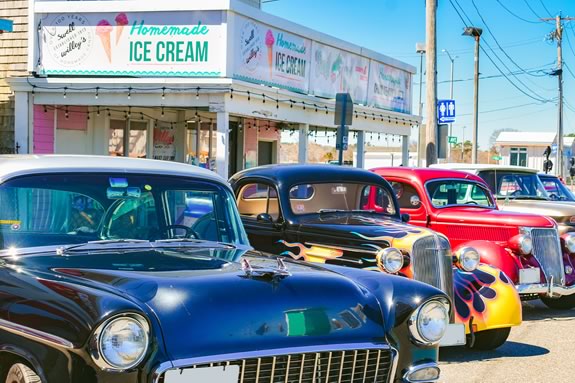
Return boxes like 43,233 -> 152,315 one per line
439,300 -> 575,383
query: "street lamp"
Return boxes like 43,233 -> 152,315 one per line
462,26 -> 482,164
442,49 -> 457,162
416,42 -> 426,167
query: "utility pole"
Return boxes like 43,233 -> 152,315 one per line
543,14 -> 575,178
463,27 -> 482,164
425,0 -> 437,166
443,49 -> 457,162
416,42 -> 426,167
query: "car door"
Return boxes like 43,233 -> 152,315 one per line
235,181 -> 289,254
387,179 -> 429,227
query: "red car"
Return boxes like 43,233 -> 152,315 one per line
371,167 -> 575,310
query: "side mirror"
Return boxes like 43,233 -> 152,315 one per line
256,213 -> 274,223
401,213 -> 410,223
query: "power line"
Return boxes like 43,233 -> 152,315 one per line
457,102 -> 546,117
414,65 -> 554,85
495,0 -> 544,24
450,0 -> 554,103
538,0 -> 554,18
523,0 -> 545,20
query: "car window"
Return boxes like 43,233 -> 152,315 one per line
0,174 -> 248,249
390,182 -> 422,210
479,171 -> 548,199
540,177 -> 575,201
237,183 -> 281,220
288,182 -> 396,216
425,180 -> 494,208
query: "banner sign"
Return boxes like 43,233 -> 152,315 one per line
309,41 -> 369,105
233,15 -> 311,93
39,11 -> 225,77
367,60 -> 412,114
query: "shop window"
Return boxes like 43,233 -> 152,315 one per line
237,183 -> 280,220
153,122 -> 176,161
187,122 -> 216,168
109,119 -> 149,158
510,147 -> 527,166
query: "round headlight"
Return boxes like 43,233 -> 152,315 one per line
564,234 -> 575,253
518,235 -> 533,255
377,248 -> 404,274
409,299 -> 449,345
97,315 -> 149,370
457,247 -> 480,272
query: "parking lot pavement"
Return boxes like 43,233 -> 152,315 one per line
439,301 -> 575,383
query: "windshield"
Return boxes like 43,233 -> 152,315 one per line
288,182 -> 397,216
0,174 -> 249,250
539,176 -> 575,202
426,180 -> 495,208
478,170 -> 549,200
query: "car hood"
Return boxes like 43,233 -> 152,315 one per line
435,206 -> 555,228
297,214 -> 436,251
496,199 -> 575,220
13,246 -> 388,361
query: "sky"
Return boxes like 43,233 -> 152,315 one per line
262,0 -> 575,149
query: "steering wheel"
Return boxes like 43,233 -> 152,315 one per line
465,201 -> 479,205
548,193 -> 560,201
164,224 -> 199,239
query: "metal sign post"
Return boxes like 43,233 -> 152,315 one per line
335,93 -> 353,166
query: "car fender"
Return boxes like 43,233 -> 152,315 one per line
451,243 -> 522,334
456,240 -> 520,282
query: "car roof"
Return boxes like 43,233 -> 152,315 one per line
230,164 -> 388,187
430,163 -> 539,173
371,166 -> 487,184
0,155 -> 226,185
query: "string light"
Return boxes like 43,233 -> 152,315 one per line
161,106 -> 165,117
196,87 -> 200,99
247,91 -> 251,101
325,106 -> 328,114
95,87 -> 99,99
107,108 -> 111,117
43,105 -> 47,113
64,106 -> 69,119
127,87 -> 132,99
290,100 -> 294,108
161,87 -> 166,100
276,98 -> 279,109
97,107 -> 100,116
230,88 -> 234,99
63,87 -> 67,99
262,94 -> 266,104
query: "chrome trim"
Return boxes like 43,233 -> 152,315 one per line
388,347 -> 399,383
305,242 -> 378,255
0,318 -> 75,349
516,282 -> 575,296
402,362 -> 441,383
153,343 -> 394,383
530,227 -> 566,285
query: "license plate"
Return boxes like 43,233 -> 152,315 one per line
440,323 -> 466,347
519,268 -> 541,284
164,365 -> 240,383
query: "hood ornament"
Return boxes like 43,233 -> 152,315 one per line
241,257 -> 291,280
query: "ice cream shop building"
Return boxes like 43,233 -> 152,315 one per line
9,0 -> 419,178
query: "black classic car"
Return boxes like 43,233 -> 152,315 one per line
0,155 -> 448,383
230,164 -> 522,351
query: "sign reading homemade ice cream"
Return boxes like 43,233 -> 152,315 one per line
40,11 -> 225,76
233,15 -> 311,93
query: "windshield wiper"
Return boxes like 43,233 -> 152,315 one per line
318,209 -> 376,214
57,239 -> 150,255
155,238 -> 236,249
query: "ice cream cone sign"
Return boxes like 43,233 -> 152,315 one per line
265,29 -> 275,79
115,13 -> 129,46
96,20 -> 113,63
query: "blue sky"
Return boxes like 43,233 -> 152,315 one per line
263,0 -> 575,149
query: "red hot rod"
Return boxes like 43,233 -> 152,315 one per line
372,167 -> 575,310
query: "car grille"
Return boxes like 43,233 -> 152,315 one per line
531,228 -> 565,285
412,235 -> 455,307
162,349 -> 393,383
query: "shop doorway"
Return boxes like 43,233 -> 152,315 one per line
258,141 -> 276,166
229,121 -> 241,176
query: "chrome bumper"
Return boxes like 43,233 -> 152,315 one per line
516,282 -> 575,297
